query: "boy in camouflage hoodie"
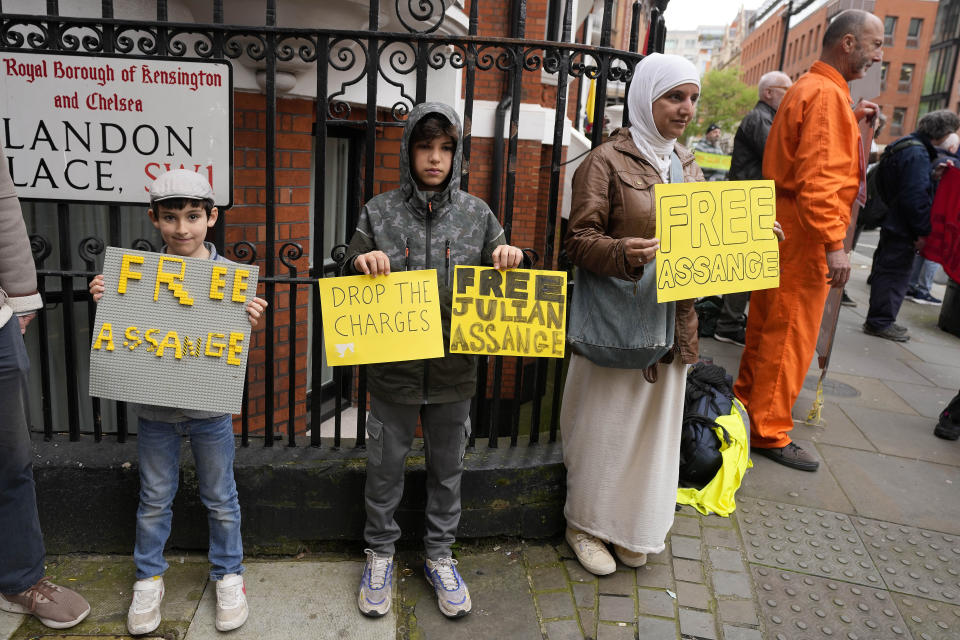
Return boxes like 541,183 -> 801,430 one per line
343,102 -> 522,619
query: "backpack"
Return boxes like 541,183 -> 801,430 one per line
860,138 -> 925,230
677,362 -> 753,516
693,296 -> 723,337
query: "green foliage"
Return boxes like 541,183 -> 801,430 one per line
686,67 -> 756,141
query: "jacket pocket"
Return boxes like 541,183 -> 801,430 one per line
615,171 -> 657,238
366,413 -> 385,466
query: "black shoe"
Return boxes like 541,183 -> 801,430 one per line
935,401 -> 960,440
840,291 -> 857,307
713,327 -> 746,347
751,442 -> 820,471
863,322 -> 910,342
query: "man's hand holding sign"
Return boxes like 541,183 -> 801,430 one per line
654,180 -> 784,302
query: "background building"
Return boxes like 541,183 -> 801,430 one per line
919,0 -> 960,116
665,25 -> 726,74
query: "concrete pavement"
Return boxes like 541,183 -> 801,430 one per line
2,231 -> 959,639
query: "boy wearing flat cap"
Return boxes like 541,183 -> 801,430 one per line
89,170 -> 266,635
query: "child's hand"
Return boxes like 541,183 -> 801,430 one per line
89,274 -> 105,302
492,245 -> 524,270
354,251 -> 391,276
246,297 -> 268,328
773,220 -> 785,242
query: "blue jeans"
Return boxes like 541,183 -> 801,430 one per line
135,415 -> 243,581
908,254 -> 939,296
0,320 -> 45,594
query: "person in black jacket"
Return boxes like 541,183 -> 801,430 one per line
712,71 -> 792,346
864,109 -> 960,341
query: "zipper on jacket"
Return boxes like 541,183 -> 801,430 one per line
444,239 -> 451,287
404,237 -> 410,272
423,201 -> 434,402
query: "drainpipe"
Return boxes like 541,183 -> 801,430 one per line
490,94 -> 512,217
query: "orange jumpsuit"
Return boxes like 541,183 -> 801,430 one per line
734,61 -> 862,448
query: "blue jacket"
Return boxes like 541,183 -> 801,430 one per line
878,133 -> 938,239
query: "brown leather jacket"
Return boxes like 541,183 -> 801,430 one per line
565,128 -> 701,364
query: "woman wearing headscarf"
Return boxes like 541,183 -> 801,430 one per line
560,53 -> 703,575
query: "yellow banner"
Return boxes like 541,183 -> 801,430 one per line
654,180 -> 780,302
317,270 -> 444,365
450,266 -> 567,358
694,151 -> 732,171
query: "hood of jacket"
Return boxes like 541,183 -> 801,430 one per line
400,102 -> 464,215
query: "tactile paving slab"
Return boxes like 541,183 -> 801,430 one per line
853,517 -> 960,604
737,498 -> 882,587
752,566 -> 912,640
893,593 -> 960,640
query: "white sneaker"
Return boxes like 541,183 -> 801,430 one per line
424,557 -> 472,618
127,576 -> 164,635
215,573 -> 248,632
358,549 -> 394,617
613,544 -> 648,568
565,527 -> 616,575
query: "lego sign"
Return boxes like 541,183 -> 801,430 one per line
654,180 -> 780,302
0,51 -> 232,205
450,266 -> 566,358
89,247 -> 258,414
316,271 -> 445,366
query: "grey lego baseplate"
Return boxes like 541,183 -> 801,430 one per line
853,517 -> 960,605
752,565 -> 912,640
88,247 -> 259,415
737,498 -> 883,588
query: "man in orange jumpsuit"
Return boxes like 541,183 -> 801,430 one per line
733,9 -> 883,471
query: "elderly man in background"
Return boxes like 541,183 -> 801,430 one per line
734,9 -> 883,471
713,71 -> 793,346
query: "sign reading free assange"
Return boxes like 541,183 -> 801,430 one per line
450,266 -> 567,358
317,271 -> 445,366
1,51 -> 232,205
89,247 -> 259,415
654,180 -> 780,303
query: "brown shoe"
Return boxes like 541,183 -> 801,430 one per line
0,577 -> 90,629
751,442 -> 819,472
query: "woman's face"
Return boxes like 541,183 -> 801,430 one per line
652,83 -> 700,139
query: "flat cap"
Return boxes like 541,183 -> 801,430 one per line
149,169 -> 215,202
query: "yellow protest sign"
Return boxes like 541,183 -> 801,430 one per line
694,151 -> 732,171
450,266 -> 567,358
317,270 -> 444,365
654,180 -> 779,302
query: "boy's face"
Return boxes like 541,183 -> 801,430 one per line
148,202 -> 218,259
411,133 -> 455,191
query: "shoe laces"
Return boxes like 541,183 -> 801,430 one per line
430,557 -> 461,591
216,577 -> 244,609
20,578 -> 60,612
131,582 -> 163,613
364,549 -> 391,589
572,532 -> 604,554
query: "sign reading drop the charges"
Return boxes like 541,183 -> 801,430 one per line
654,180 -> 780,303
89,247 -> 259,415
1,51 -> 232,205
317,271 -> 445,366
450,266 -> 567,358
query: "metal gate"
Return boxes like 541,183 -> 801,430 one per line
1,0 -> 665,448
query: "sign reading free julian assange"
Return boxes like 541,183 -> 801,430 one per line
0,51 -> 232,205
89,247 -> 259,415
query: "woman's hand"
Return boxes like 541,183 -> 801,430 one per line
89,274 -> 105,302
354,251 -> 391,276
622,237 -> 659,268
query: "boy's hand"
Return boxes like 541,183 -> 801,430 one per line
492,245 -> 524,270
246,297 -> 268,328
354,251 -> 391,276
89,274 -> 105,302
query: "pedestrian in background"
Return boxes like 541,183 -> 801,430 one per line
694,123 -> 725,180
735,9 -> 883,472
864,109 -> 960,341
713,70 -> 792,347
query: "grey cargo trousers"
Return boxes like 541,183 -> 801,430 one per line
363,395 -> 471,560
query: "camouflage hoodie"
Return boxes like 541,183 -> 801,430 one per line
342,102 -> 506,405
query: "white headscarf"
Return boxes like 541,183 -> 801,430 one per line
628,53 -> 701,182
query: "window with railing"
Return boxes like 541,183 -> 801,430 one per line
891,107 -> 907,137
884,16 -> 898,46
880,62 -> 889,92
907,18 -> 923,48
898,63 -> 915,93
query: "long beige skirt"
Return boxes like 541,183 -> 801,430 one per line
559,354 -> 687,554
